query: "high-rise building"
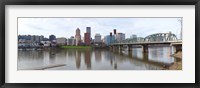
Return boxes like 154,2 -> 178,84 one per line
75,28 -> 81,46
86,27 -> 91,35
104,35 -> 115,45
116,33 -> 125,42
84,27 -> 91,45
84,33 -> 90,46
49,35 -> 56,42
113,29 -> 117,35
113,29 -> 117,41
94,33 -> 101,43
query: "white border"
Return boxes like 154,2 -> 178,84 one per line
5,5 -> 195,83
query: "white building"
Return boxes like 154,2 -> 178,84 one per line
56,37 -> 66,45
18,39 -> 39,47
94,33 -> 101,43
67,36 -> 76,46
116,33 -> 125,42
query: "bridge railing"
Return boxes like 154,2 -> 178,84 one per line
110,39 -> 182,45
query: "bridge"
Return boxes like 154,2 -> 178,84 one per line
109,32 -> 182,54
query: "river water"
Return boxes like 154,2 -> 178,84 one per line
18,46 -> 179,70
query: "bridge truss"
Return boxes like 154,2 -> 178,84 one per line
143,33 -> 178,42
113,32 -> 178,44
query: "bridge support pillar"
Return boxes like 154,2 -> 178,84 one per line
171,46 -> 176,54
128,45 -> 132,51
142,45 -> 148,53
171,45 -> 182,54
142,52 -> 149,61
128,51 -> 133,57
119,45 -> 123,53
109,46 -> 112,51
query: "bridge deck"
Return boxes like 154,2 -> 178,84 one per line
111,41 -> 182,46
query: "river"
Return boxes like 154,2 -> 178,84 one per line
18,46 -> 180,70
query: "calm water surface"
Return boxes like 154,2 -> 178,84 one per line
18,47 -> 178,70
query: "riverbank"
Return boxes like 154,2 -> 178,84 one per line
166,51 -> 182,70
168,60 -> 182,70
173,51 -> 182,59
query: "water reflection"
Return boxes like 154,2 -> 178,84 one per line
84,49 -> 91,69
75,50 -> 81,69
18,46 -> 178,70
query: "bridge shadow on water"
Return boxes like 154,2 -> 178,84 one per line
109,47 -> 175,69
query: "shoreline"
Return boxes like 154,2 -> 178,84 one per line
165,51 -> 182,70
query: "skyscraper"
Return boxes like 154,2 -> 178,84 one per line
86,27 -> 91,35
113,29 -> 117,41
113,29 -> 117,35
84,33 -> 90,46
75,28 -> 81,46
85,27 -> 91,46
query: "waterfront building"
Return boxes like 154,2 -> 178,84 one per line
39,35 -> 44,42
18,35 -> 31,40
75,28 -> 81,46
43,37 -> 49,41
41,41 -> 51,47
35,36 -> 40,43
49,35 -> 56,42
18,39 -> 39,48
104,35 -> 115,45
29,35 -> 44,43
67,36 -> 76,46
84,32 -> 90,46
18,35 -> 45,48
31,35 -> 35,42
94,33 -> 102,47
116,33 -> 125,42
94,33 -> 101,43
56,37 -> 67,45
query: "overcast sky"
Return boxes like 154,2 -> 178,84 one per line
18,18 -> 182,39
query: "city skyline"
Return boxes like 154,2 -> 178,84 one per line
18,18 -> 182,39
